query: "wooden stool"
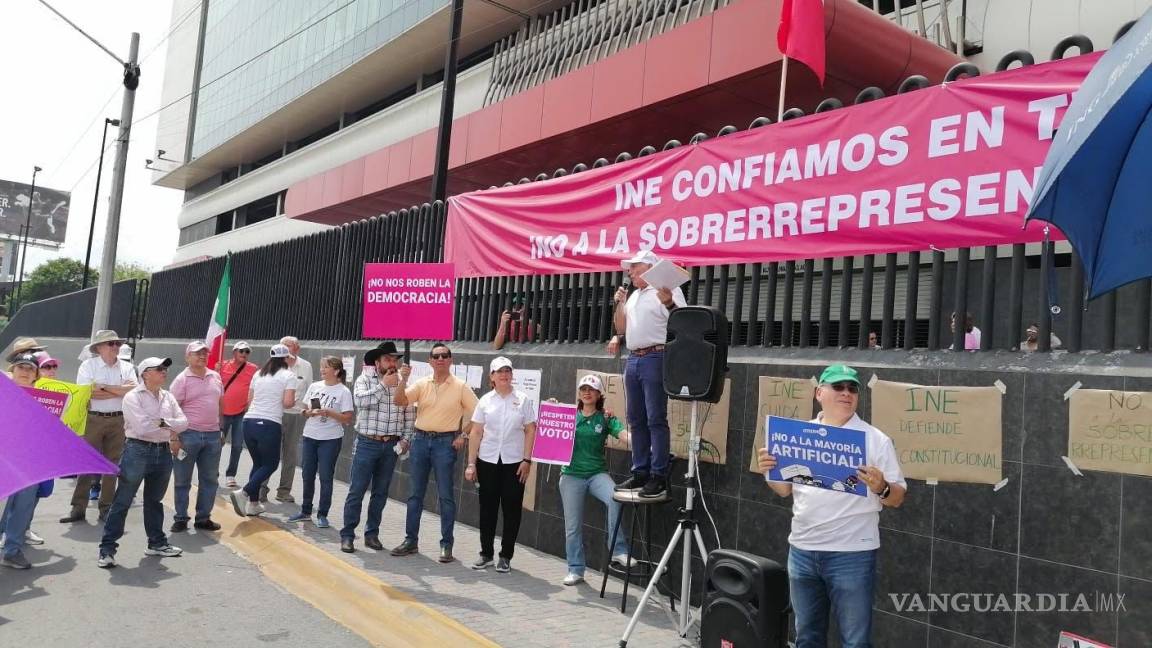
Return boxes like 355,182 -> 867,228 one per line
599,489 -> 670,614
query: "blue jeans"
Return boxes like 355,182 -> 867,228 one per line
100,440 -> 174,556
404,432 -> 457,549
341,436 -> 400,540
221,413 -> 246,477
2,485 -> 40,558
242,418 -> 282,501
788,547 -> 878,648
558,472 -> 629,575
624,351 -> 670,477
300,436 -> 342,516
173,429 -> 222,522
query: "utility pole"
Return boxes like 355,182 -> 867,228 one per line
12,165 -> 42,309
429,0 -> 464,203
91,33 -> 141,333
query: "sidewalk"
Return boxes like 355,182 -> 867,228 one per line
235,449 -> 691,647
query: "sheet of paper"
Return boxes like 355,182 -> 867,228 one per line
640,258 -> 690,290
341,356 -> 355,383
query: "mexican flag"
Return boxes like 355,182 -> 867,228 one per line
205,256 -> 231,371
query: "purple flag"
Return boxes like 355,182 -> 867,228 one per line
0,373 -> 118,499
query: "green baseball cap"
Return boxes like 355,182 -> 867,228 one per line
819,364 -> 860,385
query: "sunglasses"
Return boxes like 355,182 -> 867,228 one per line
237,349 -> 251,354
148,367 -> 169,373
41,364 -> 59,370
106,341 -> 123,347
827,382 -> 860,394
430,353 -> 452,360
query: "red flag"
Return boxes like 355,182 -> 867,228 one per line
777,0 -> 826,85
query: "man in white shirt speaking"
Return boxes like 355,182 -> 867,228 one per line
608,250 -> 686,499
758,364 -> 907,648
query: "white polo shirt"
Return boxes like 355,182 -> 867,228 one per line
782,412 -> 907,552
624,285 -> 687,350
77,356 -> 138,412
471,389 -> 538,464
286,357 -> 313,412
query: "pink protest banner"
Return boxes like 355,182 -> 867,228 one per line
532,401 -> 577,465
22,386 -> 70,417
362,263 -> 455,340
445,54 -> 1099,278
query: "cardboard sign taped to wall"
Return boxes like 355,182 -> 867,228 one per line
748,376 -> 817,473
1068,388 -> 1152,478
870,378 -> 1004,484
576,369 -> 731,464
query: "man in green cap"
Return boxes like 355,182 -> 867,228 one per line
757,364 -> 906,648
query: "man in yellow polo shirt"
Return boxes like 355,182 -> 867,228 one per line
392,344 -> 478,563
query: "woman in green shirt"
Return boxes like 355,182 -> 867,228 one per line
558,374 -> 632,585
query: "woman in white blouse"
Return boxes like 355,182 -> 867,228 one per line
230,344 -> 296,518
465,356 -> 537,573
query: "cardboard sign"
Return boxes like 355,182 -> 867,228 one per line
576,369 -> 730,464
748,376 -> 816,473
362,263 -> 455,340
1068,389 -> 1152,477
532,402 -> 577,465
871,379 -> 1003,484
766,416 -> 868,496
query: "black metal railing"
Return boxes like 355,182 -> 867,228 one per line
0,280 -> 143,352
144,30 -> 1146,353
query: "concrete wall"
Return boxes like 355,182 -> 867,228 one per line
35,337 -> 1152,648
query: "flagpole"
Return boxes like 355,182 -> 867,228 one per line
777,55 -> 789,121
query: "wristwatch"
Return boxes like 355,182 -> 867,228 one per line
878,482 -> 891,500
522,458 -> 533,465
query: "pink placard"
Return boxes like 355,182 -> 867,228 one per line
445,54 -> 1100,278
362,263 -> 456,340
22,386 -> 69,417
532,402 -> 577,465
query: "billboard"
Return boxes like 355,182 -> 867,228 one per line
0,179 -> 70,247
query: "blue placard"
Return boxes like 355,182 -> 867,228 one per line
765,416 -> 868,497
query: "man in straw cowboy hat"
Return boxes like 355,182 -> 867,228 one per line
61,330 -> 137,524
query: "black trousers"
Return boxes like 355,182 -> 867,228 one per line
476,458 -> 525,560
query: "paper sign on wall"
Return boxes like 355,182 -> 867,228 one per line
871,379 -> 1003,484
1067,389 -> 1152,478
748,376 -> 816,473
511,368 -> 542,411
576,369 -> 730,464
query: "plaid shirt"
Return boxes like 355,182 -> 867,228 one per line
353,369 -> 415,439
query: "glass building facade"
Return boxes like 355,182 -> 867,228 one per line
193,0 -> 449,157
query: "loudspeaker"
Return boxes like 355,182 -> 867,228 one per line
700,549 -> 790,648
663,306 -> 728,402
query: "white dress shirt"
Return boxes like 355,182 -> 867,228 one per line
286,357 -> 313,412
122,385 -> 189,442
624,285 -> 687,350
77,356 -> 138,412
471,389 -> 537,464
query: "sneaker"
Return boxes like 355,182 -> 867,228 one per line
88,485 -> 100,501
495,557 -> 511,573
563,572 -> 585,586
246,501 -> 265,516
612,553 -> 636,568
144,544 -> 183,558
1,552 -> 31,569
25,529 -> 45,545
287,511 -> 311,523
275,493 -> 296,503
639,476 -> 667,499
315,516 -> 330,529
615,474 -> 649,492
390,540 -> 419,556
193,519 -> 222,531
228,490 -> 247,517
225,476 -> 238,489
438,546 -> 455,563
97,553 -> 116,568
471,555 -> 494,570
170,520 -> 189,533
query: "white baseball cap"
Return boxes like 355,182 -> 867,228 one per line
490,356 -> 513,372
578,374 -> 604,392
186,341 -> 208,354
137,357 -> 172,374
232,340 -> 251,351
621,250 -> 660,270
270,344 -> 292,358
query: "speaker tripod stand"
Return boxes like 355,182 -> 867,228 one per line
619,400 -> 709,647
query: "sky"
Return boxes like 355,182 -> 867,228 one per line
0,0 -> 182,276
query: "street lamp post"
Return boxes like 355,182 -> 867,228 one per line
12,165 -> 43,310
82,118 -> 119,290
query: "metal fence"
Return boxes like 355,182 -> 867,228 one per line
146,30 -> 1147,353
0,279 -> 146,353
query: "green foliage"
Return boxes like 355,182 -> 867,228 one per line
8,257 -> 152,312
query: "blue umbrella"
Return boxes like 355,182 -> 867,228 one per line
1026,10 -> 1152,299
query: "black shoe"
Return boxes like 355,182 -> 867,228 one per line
639,476 -> 667,499
341,538 -> 355,553
59,512 -> 86,524
364,536 -> 384,551
438,546 -> 455,563
170,520 -> 189,533
193,519 -> 222,531
390,540 -> 419,556
615,474 -> 649,492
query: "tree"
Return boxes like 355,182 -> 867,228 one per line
115,261 -> 151,282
